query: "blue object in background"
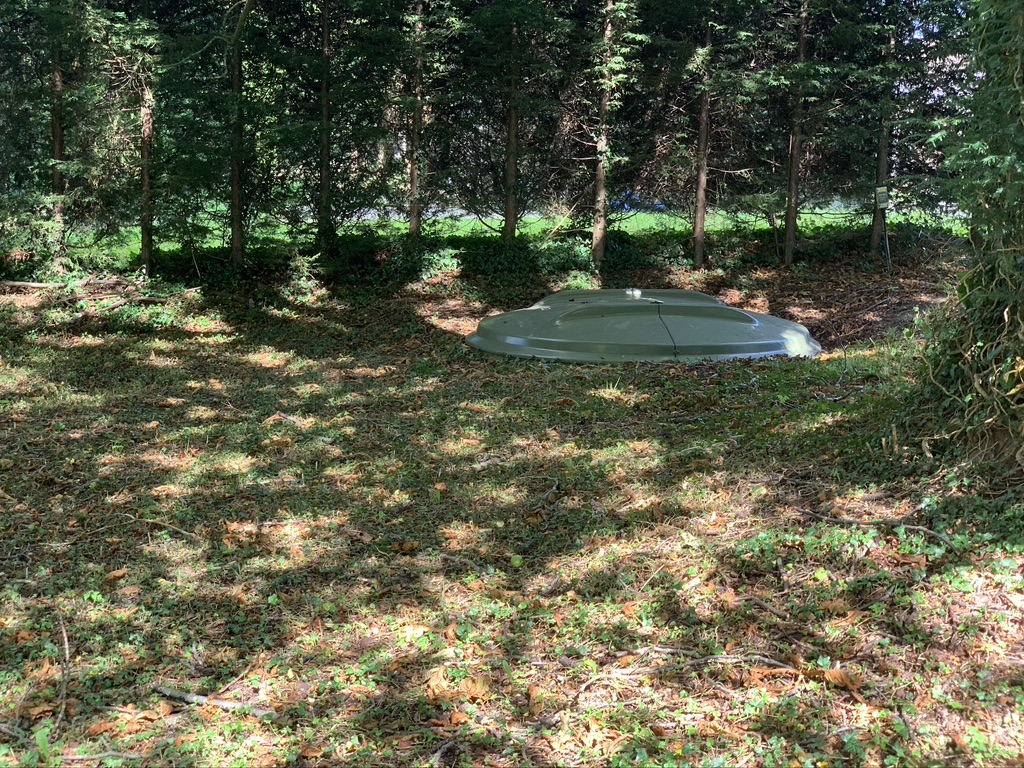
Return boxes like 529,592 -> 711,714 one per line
612,190 -> 666,212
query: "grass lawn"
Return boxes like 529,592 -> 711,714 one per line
1,244 -> 1022,768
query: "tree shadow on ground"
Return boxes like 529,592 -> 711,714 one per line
0,277 -> 1011,767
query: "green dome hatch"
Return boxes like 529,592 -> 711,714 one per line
465,289 -> 821,363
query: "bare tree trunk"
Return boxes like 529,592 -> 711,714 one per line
141,84 -> 155,277
318,0 -> 336,257
783,0 -> 809,268
51,40 -> 67,268
502,100 -> 519,243
870,33 -> 894,260
228,0 -> 257,269
408,1 -> 425,239
591,0 -> 615,269
869,115 -> 890,259
692,27 -> 713,269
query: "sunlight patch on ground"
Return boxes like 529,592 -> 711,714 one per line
139,448 -> 200,472
589,383 -> 651,406
415,298 -> 486,336
434,433 -> 486,457
245,348 -> 293,369
340,365 -> 399,379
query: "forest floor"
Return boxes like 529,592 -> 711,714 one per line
3,243 -> 1023,768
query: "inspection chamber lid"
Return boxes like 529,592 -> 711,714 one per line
465,288 -> 821,363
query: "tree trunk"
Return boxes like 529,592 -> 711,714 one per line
783,0 -> 809,268
870,33 -> 895,260
869,114 -> 890,259
141,83 -> 155,277
692,27 -> 713,269
591,0 -> 615,269
228,0 -> 257,269
318,0 -> 336,257
502,100 -> 519,243
408,1 -> 425,239
51,38 -> 67,267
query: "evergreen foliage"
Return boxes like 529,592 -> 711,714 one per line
922,0 -> 1024,480
0,0 -> 972,276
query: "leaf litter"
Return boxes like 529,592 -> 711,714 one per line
1,253 -> 1023,767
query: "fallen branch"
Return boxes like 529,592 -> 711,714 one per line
799,507 -> 957,551
0,280 -> 57,289
53,612 -> 71,737
739,595 -> 790,620
428,740 -> 460,768
58,737 -> 176,763
215,655 -> 264,697
0,722 -> 27,742
118,513 -> 203,543
0,278 -> 129,291
58,750 -> 147,763
153,685 -> 279,721
95,299 -> 129,313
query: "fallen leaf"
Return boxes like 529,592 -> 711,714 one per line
896,553 -> 927,568
823,669 -> 861,691
32,658 -> 52,680
197,704 -> 223,722
400,623 -> 433,643
458,674 -> 492,702
16,630 -> 35,646
951,731 -> 971,753
87,722 -> 117,737
343,528 -> 374,544
833,610 -> 871,627
819,599 -> 851,615
104,568 -> 130,583
262,435 -> 293,448
390,540 -> 421,553
471,457 -> 503,472
528,684 -> 546,716
424,666 -> 449,703
394,734 -> 420,751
